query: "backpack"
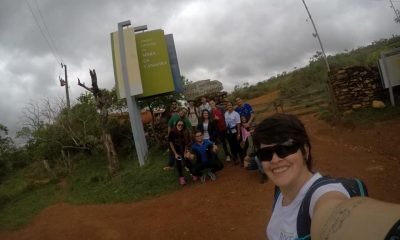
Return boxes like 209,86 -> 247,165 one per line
273,176 -> 368,240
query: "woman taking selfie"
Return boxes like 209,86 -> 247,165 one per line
253,113 -> 400,240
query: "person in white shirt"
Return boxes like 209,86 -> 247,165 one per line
199,96 -> 211,112
224,101 -> 243,165
253,113 -> 400,240
187,100 -> 199,130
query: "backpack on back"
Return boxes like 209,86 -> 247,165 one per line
273,176 -> 368,240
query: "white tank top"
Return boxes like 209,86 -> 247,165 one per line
266,173 -> 350,240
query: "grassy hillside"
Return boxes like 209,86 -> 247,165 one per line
231,35 -> 400,102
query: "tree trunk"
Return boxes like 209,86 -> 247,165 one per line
102,130 -> 119,176
78,69 -> 120,177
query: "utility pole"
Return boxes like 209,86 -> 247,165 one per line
59,63 -> 70,108
301,0 -> 330,72
389,0 -> 400,23
301,0 -> 339,120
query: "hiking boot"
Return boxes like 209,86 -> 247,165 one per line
225,156 -> 231,162
200,174 -> 207,183
179,177 -> 186,185
208,172 -> 217,181
260,174 -> 268,184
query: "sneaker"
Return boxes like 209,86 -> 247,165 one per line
200,174 -> 207,183
225,156 -> 231,162
208,172 -> 217,181
184,167 -> 190,172
192,176 -> 199,181
179,177 -> 186,185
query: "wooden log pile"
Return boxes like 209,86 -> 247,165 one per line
328,66 -> 384,112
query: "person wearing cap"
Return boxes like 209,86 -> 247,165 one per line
253,113 -> 400,240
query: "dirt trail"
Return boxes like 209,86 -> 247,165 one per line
1,101 -> 400,239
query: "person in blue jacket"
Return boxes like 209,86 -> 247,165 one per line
187,130 -> 223,182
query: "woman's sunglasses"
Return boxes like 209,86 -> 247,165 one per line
256,139 -> 301,162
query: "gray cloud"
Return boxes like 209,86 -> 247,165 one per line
0,0 -> 399,138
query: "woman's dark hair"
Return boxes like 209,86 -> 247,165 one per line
174,119 -> 185,128
253,114 -> 313,170
201,109 -> 212,120
172,120 -> 190,144
193,129 -> 203,135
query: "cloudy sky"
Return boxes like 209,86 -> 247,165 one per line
1,0 -> 399,138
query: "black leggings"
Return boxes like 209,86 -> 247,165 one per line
227,133 -> 243,162
192,152 -> 224,176
216,130 -> 229,157
175,157 -> 193,177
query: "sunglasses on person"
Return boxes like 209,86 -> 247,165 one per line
256,139 -> 301,162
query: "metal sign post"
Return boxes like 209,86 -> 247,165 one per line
117,20 -> 148,166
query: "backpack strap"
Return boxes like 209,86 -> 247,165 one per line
296,176 -> 368,238
272,186 -> 281,210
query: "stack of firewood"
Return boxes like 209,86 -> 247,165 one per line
328,66 -> 384,112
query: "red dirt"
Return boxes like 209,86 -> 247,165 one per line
1,99 -> 400,240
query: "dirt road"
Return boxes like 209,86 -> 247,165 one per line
1,113 -> 399,240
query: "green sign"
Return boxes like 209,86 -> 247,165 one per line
135,30 -> 174,98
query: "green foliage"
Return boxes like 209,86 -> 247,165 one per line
230,35 -> 400,107
0,165 -> 62,230
136,75 -> 188,112
231,82 -> 270,101
0,146 -> 180,230
341,106 -> 400,125
0,124 -> 16,182
66,146 -> 178,204
0,181 -> 59,230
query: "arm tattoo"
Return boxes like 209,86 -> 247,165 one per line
319,198 -> 367,240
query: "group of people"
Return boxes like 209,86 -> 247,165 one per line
164,96 -> 265,185
164,99 -> 400,239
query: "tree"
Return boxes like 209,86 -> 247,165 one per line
78,69 -> 119,176
0,124 -> 15,182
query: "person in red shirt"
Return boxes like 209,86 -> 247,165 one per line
209,99 -> 230,162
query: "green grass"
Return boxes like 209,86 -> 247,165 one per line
341,106 -> 400,125
0,183 -> 59,230
0,146 -> 180,230
66,147 -> 179,204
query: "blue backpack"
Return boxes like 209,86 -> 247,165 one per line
273,176 -> 368,240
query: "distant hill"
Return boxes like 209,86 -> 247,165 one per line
231,35 -> 400,101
